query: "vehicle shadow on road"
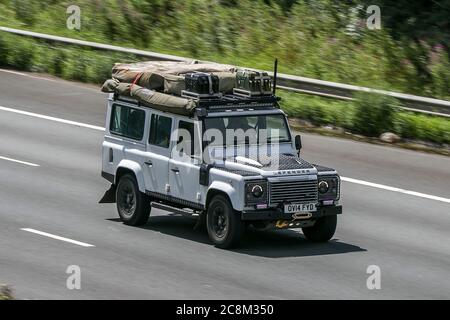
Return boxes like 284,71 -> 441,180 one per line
109,214 -> 366,258
235,229 -> 366,258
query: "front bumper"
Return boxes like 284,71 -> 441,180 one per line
241,205 -> 342,221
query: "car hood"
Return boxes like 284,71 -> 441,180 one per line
212,153 -> 318,177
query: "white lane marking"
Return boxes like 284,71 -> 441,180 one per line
0,105 -> 104,131
0,155 -> 39,167
0,69 -> 60,83
341,177 -> 450,204
21,228 -> 95,247
1,105 -> 448,204
0,69 -> 101,93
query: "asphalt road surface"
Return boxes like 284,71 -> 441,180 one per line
0,69 -> 449,300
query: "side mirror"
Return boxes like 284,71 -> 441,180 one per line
295,135 -> 302,152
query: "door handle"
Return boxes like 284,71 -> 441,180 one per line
171,167 -> 180,174
145,160 -> 153,167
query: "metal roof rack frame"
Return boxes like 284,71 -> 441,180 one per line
112,90 -> 281,118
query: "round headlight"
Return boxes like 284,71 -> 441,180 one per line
318,181 -> 329,194
251,185 -> 264,198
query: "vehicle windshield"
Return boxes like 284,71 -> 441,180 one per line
203,114 -> 290,146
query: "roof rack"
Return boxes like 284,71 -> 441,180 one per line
113,91 -> 279,108
111,91 -> 281,118
197,93 -> 279,109
191,94 -> 280,117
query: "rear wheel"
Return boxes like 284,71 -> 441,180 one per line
206,195 -> 244,249
302,215 -> 337,242
116,174 -> 151,226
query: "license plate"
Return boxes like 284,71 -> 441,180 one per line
284,203 -> 316,213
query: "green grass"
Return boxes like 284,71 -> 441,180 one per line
279,90 -> 450,145
0,0 -> 449,101
0,32 -> 449,146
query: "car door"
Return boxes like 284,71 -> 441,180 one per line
168,117 -> 204,206
144,111 -> 173,196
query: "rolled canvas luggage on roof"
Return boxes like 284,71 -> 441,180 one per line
131,86 -> 197,116
111,61 -> 237,93
113,69 -> 166,91
102,61 -> 277,115
163,74 -> 186,96
101,79 -> 197,116
101,79 -> 133,95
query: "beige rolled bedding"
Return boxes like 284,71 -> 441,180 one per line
101,79 -> 197,116
111,61 -> 237,94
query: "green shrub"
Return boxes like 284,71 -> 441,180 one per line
62,51 -> 88,81
86,53 -> 119,84
430,53 -> 450,100
0,34 -> 9,65
278,91 -> 355,129
393,113 -> 418,139
30,44 -> 63,75
352,92 -> 398,136
50,49 -> 67,77
5,36 -> 35,71
86,58 -> 112,83
393,112 -> 450,145
12,0 -> 39,25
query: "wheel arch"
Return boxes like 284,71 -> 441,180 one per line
206,181 -> 242,212
115,160 -> 145,193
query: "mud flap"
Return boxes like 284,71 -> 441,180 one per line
99,184 -> 117,203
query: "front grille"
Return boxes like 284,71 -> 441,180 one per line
269,179 -> 318,205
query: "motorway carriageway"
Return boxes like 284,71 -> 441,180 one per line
0,69 -> 449,299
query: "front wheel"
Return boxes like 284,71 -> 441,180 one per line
116,174 -> 151,226
302,215 -> 337,242
206,195 -> 244,249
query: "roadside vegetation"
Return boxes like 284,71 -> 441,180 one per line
280,91 -> 450,147
1,0 -> 449,100
0,0 -> 448,148
0,285 -> 13,300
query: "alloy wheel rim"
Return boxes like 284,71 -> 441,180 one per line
212,206 -> 228,238
119,184 -> 136,217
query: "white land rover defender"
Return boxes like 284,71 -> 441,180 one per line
101,61 -> 342,249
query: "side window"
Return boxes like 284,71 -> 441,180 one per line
110,104 -> 145,141
149,114 -> 172,148
176,120 -> 197,157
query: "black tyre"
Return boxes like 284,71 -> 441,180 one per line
116,174 -> 151,226
206,195 -> 244,249
302,215 -> 337,242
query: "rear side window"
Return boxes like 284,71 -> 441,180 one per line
110,104 -> 146,141
149,114 -> 172,148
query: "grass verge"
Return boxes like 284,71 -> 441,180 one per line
0,33 -> 449,153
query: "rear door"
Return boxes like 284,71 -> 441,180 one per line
168,118 -> 203,206
144,111 -> 173,195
